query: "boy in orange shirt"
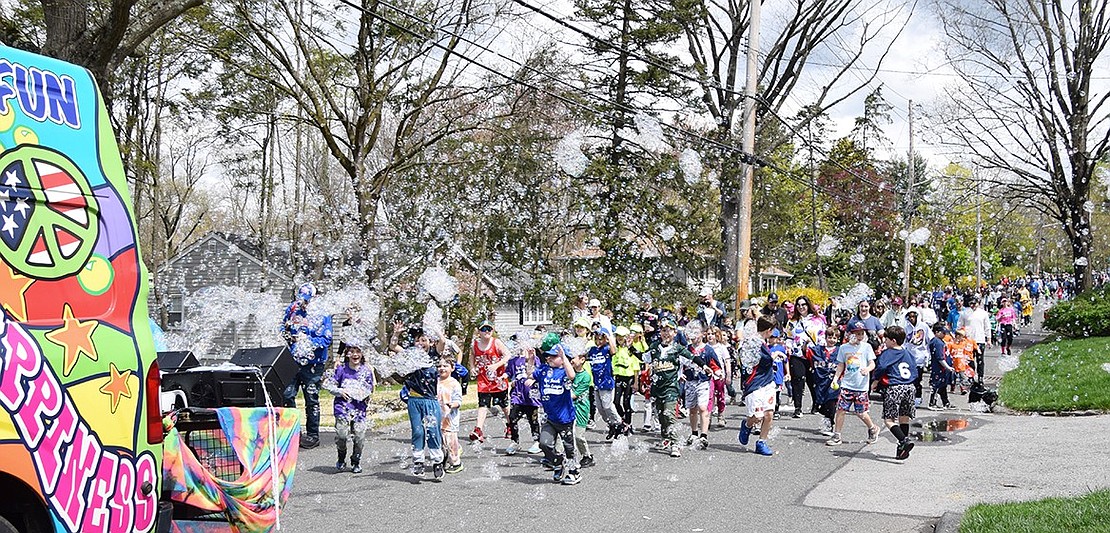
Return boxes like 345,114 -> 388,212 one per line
946,328 -> 977,394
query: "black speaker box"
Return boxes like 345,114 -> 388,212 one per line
230,346 -> 298,405
161,369 -> 274,408
157,350 -> 199,371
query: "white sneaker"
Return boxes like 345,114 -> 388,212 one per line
527,442 -> 541,454
505,441 -> 520,455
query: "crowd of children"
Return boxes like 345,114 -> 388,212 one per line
317,279 -> 1064,485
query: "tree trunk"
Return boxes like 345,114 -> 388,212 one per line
1068,205 -> 1094,292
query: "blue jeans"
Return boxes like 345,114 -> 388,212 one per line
284,363 -> 323,439
407,397 -> 444,464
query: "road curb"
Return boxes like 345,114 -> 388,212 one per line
933,511 -> 962,533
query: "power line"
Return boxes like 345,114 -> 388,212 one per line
339,0 -> 770,166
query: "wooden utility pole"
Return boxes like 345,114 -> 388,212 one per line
902,100 -> 914,299
736,0 -> 760,309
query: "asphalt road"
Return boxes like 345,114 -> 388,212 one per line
277,306 -> 1110,532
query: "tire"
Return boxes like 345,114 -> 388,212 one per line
0,515 -> 19,533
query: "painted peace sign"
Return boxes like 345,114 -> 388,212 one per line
0,145 -> 99,280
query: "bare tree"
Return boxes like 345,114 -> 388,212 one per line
935,0 -> 1110,290
214,0 -> 507,282
678,0 -> 913,288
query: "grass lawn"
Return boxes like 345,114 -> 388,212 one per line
999,336 -> 1110,411
960,490 -> 1110,533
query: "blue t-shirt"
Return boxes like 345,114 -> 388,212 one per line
836,342 -> 875,392
533,364 -> 575,425
404,365 -> 439,399
809,345 -> 839,405
742,343 -> 775,396
876,346 -> 919,386
587,345 -> 616,390
846,315 -> 883,334
681,344 -> 714,383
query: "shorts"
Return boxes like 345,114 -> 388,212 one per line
684,380 -> 711,409
442,409 -> 460,433
744,383 -> 776,418
836,389 -> 870,414
478,390 -> 509,409
883,384 -> 916,420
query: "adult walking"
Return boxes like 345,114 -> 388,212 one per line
958,298 -> 993,383
786,296 -> 826,418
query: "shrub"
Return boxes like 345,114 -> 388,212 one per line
768,287 -> 832,314
1043,285 -> 1110,337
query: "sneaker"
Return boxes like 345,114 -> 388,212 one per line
944,404 -> 957,410
642,424 -> 652,432
658,439 -> 672,451
820,418 -> 834,436
926,403 -> 940,411
901,441 -> 915,459
684,434 -> 696,447
825,433 -> 843,446
605,426 -> 617,442
866,425 -> 880,444
505,441 -> 520,455
697,436 -> 709,450
527,441 -> 542,454
553,462 -> 567,482
755,440 -> 773,456
669,445 -> 682,458
413,462 -> 426,476
792,410 -> 803,419
586,420 -> 597,430
579,455 -> 595,468
351,464 -> 362,474
562,470 -> 581,485
505,427 -> 513,440
299,436 -> 319,449
773,412 -> 781,420
432,462 -> 445,480
914,398 -> 922,407
623,424 -> 634,436
540,459 -> 555,470
469,428 -> 485,443
445,462 -> 464,474
738,422 -> 752,446
335,461 -> 346,472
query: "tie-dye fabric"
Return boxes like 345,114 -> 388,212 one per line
163,408 -> 301,532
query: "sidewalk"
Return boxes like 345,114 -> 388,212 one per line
806,309 -> 1110,520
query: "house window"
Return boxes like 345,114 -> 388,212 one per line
166,294 -> 184,329
520,302 -> 554,326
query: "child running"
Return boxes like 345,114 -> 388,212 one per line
323,342 -> 375,474
505,338 -> 543,455
528,340 -> 581,485
570,347 -> 595,467
825,323 -> 880,446
644,318 -> 690,458
437,357 -> 464,473
810,328 -> 842,437
927,322 -> 956,410
737,316 -> 778,456
875,325 -> 919,460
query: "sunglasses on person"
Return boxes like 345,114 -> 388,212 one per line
479,326 -> 493,332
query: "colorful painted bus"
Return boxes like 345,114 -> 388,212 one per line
0,46 -> 297,533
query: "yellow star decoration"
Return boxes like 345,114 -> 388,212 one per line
98,362 -> 133,414
45,304 -> 99,376
0,263 -> 33,321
